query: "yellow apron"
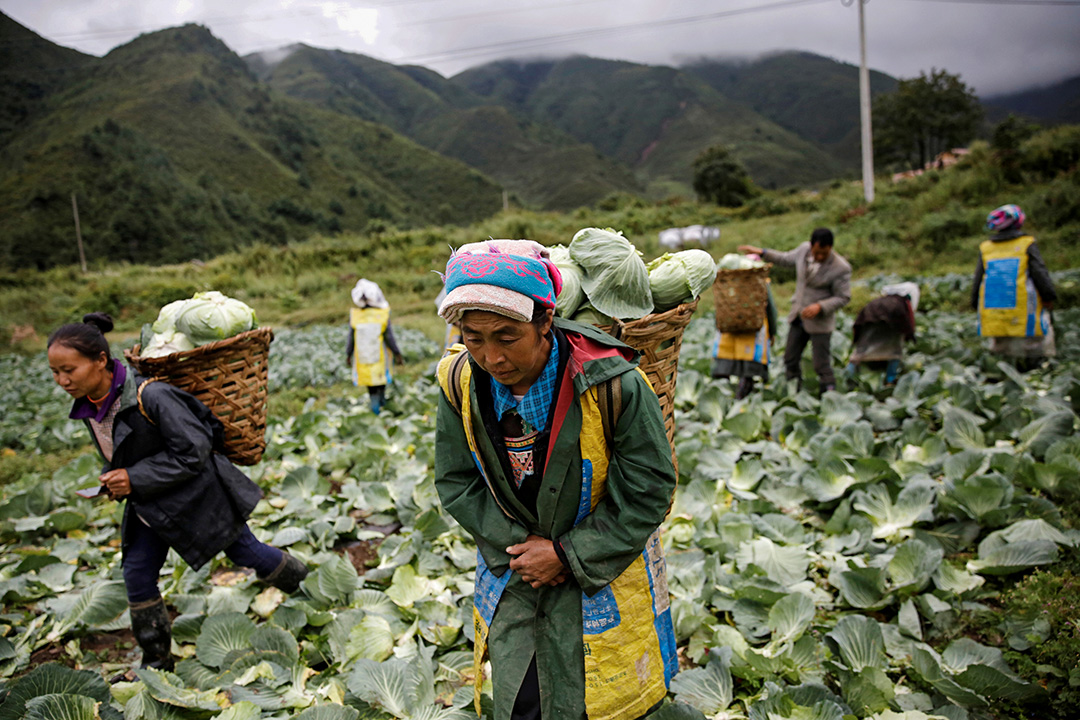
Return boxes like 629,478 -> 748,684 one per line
350,306 -> 391,386
978,236 -> 1044,337
437,351 -> 676,720
714,323 -> 769,364
444,323 -> 462,352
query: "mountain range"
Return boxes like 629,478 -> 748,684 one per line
1,11 -> 1076,270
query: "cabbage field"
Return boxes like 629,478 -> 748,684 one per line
0,307 -> 1077,720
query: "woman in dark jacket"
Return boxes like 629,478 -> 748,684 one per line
47,313 -> 309,671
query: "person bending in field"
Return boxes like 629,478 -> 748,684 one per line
47,313 -> 309,671
845,282 -> 918,388
347,278 -> 404,414
433,240 -> 678,720
972,204 -> 1057,372
739,227 -> 851,393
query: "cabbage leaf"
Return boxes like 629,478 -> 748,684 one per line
569,227 -> 653,319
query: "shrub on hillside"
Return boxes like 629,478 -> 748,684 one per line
993,115 -> 1041,183
1027,174 -> 1080,229
738,195 -> 788,218
1019,125 -> 1080,180
692,145 -> 759,208
917,204 -> 982,249
595,192 -> 647,212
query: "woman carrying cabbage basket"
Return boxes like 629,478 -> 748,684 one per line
47,313 -> 309,672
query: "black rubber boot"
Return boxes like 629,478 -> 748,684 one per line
260,551 -> 309,593
129,597 -> 173,671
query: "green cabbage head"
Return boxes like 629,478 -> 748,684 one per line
151,298 -> 191,334
174,291 -> 257,345
717,253 -> 766,270
571,304 -> 613,327
141,330 -> 195,358
548,245 -> 586,318
647,249 -> 718,312
569,227 -> 652,319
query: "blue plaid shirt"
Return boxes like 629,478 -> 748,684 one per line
490,334 -> 559,434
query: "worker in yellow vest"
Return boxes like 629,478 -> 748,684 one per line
434,286 -> 463,352
347,279 -> 403,414
972,204 -> 1056,371
711,259 -> 777,399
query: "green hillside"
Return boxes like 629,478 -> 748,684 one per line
453,55 -> 849,194
2,123 -> 1076,347
0,12 -> 95,142
986,75 -> 1080,126
683,51 -> 898,167
0,22 -> 502,270
248,45 -> 642,210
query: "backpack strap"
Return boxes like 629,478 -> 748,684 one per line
595,374 -> 623,453
136,379 -> 160,426
442,349 -> 470,416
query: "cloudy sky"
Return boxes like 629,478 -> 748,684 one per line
2,0 -> 1079,96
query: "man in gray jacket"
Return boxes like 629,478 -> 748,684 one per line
739,228 -> 851,391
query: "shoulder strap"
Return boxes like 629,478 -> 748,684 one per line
444,350 -> 470,416
136,378 -> 159,425
595,374 -> 623,452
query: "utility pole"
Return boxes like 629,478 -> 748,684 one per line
71,192 -> 87,273
848,0 -> 875,203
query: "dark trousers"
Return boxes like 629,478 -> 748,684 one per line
123,519 -> 282,603
784,317 -> 836,388
511,656 -> 541,720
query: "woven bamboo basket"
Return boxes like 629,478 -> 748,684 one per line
713,264 -> 771,333
123,327 -> 274,466
599,298 -> 698,474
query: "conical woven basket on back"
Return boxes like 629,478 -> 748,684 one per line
123,327 -> 274,466
599,299 -> 698,474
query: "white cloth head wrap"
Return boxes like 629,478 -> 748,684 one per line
882,282 -> 920,313
351,279 -> 389,309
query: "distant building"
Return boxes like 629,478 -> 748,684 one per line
891,148 -> 971,183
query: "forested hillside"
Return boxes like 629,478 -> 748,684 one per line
0,20 -> 501,270
0,13 -> 94,140
682,51 -> 898,167
986,75 -> 1080,126
3,10 -> 1078,274
453,56 -> 849,194
247,45 -> 643,210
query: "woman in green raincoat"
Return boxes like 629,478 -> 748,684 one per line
433,240 -> 678,720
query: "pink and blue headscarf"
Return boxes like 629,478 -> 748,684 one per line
986,204 -> 1025,233
438,240 -> 563,324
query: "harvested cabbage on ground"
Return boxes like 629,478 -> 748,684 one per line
648,250 -> 718,312
569,227 -> 653,320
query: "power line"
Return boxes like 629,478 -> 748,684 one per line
394,0 -> 833,65
899,0 -> 1080,4
397,0 -> 614,28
